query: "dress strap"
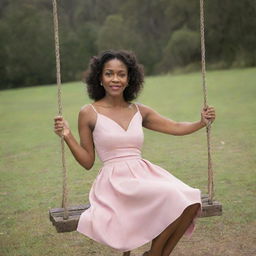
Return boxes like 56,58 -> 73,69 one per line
90,104 -> 98,113
134,103 -> 140,112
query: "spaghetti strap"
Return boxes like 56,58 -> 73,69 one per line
90,104 -> 98,113
134,103 -> 140,113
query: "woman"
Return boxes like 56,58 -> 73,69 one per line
54,50 -> 216,256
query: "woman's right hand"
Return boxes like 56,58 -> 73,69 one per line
54,116 -> 71,138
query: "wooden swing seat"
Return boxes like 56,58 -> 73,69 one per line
49,194 -> 222,233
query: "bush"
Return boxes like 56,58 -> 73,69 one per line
157,28 -> 200,72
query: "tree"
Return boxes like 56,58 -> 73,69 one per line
97,14 -> 140,53
0,0 -> 55,89
157,28 -> 200,72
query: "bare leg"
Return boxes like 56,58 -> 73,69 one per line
162,203 -> 200,256
145,203 -> 200,256
121,220 -> 180,256
146,215 -> 182,256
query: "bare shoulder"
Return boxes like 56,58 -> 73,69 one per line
79,104 -> 97,129
136,103 -> 156,118
80,104 -> 93,115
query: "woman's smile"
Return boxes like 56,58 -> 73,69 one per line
110,84 -> 122,90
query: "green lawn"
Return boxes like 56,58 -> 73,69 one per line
0,67 -> 255,256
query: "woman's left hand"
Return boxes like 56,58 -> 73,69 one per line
200,106 -> 216,126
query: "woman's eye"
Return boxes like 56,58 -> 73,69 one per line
105,72 -> 111,76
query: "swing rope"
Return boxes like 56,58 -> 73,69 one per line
52,0 -> 69,220
199,0 -> 214,203
51,0 -> 214,222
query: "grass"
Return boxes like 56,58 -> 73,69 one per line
0,67 -> 255,256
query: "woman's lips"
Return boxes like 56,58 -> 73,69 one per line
110,85 -> 122,90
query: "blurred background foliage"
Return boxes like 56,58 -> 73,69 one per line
0,0 -> 256,89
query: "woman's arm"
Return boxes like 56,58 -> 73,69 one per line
54,105 -> 96,170
138,104 -> 216,136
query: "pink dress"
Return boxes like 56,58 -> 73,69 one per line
77,104 -> 201,252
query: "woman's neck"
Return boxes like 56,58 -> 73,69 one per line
100,95 -> 129,108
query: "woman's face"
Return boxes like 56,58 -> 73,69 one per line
101,58 -> 128,98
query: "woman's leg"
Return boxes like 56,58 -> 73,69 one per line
146,216 -> 183,256
161,203 -> 200,256
123,214 -> 183,256
146,203 -> 200,256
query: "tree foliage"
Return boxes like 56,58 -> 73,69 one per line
0,0 -> 255,89
158,28 -> 200,72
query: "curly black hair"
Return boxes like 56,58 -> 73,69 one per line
84,50 -> 144,102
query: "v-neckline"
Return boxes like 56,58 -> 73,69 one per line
98,111 -> 139,132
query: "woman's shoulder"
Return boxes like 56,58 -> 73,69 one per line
135,102 -> 156,117
135,102 -> 154,111
79,104 -> 97,125
80,104 -> 93,114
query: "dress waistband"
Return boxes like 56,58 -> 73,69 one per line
103,155 -> 142,165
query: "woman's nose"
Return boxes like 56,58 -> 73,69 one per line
112,74 -> 119,82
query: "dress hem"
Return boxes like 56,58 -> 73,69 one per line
77,199 -> 202,253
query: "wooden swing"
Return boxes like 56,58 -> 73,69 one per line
49,0 -> 222,249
